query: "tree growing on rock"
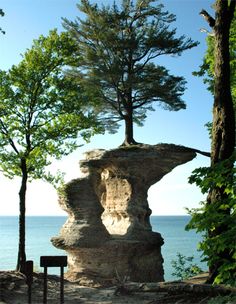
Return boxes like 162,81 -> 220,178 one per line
63,0 -> 198,145
0,30 -> 101,272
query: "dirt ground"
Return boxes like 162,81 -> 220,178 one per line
0,271 -> 235,304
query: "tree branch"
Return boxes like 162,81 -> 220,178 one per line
0,119 -> 20,154
200,9 -> 215,28
187,147 -> 211,157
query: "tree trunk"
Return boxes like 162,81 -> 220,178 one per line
16,158 -> 28,273
211,0 -> 235,165
122,95 -> 139,146
123,112 -> 137,145
206,0 -> 235,283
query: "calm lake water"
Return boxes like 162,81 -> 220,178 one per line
0,216 -> 206,280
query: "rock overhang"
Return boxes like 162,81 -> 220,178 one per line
52,143 -> 197,283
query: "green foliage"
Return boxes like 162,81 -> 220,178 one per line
207,294 -> 236,304
192,34 -> 215,93
193,15 -> 236,136
193,16 -> 236,101
43,171 -> 66,189
0,29 -> 102,184
63,0 -> 198,136
171,252 -> 203,280
187,156 -> 236,286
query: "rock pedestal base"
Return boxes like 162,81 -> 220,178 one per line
52,144 -> 196,283
65,238 -> 163,283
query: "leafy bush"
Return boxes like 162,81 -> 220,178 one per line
186,156 -> 236,286
171,252 -> 203,280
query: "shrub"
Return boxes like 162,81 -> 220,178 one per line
171,252 -> 203,280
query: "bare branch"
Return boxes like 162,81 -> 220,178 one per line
186,147 -> 211,157
200,9 -> 215,28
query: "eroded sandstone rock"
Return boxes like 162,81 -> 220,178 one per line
52,144 -> 196,283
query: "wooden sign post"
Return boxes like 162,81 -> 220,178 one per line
40,256 -> 67,304
25,260 -> 33,304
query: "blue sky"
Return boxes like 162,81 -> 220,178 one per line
0,0 -> 214,215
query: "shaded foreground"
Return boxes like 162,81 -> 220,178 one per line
0,271 -> 235,304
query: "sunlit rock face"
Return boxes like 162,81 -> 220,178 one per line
52,144 -> 196,283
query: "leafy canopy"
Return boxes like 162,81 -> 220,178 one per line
0,30 -> 102,183
63,0 -> 198,134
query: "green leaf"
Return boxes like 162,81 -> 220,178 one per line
0,30 -> 103,193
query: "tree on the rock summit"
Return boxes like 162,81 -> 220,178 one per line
63,0 -> 198,145
0,30 -> 101,272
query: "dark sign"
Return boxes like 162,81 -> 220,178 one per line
40,256 -> 67,267
40,255 -> 67,304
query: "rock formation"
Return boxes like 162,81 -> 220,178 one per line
52,144 -> 196,283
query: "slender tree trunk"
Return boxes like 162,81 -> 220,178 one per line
122,95 -> 139,146
206,0 -> 235,283
121,50 -> 139,146
16,158 -> 28,273
123,110 -> 137,145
